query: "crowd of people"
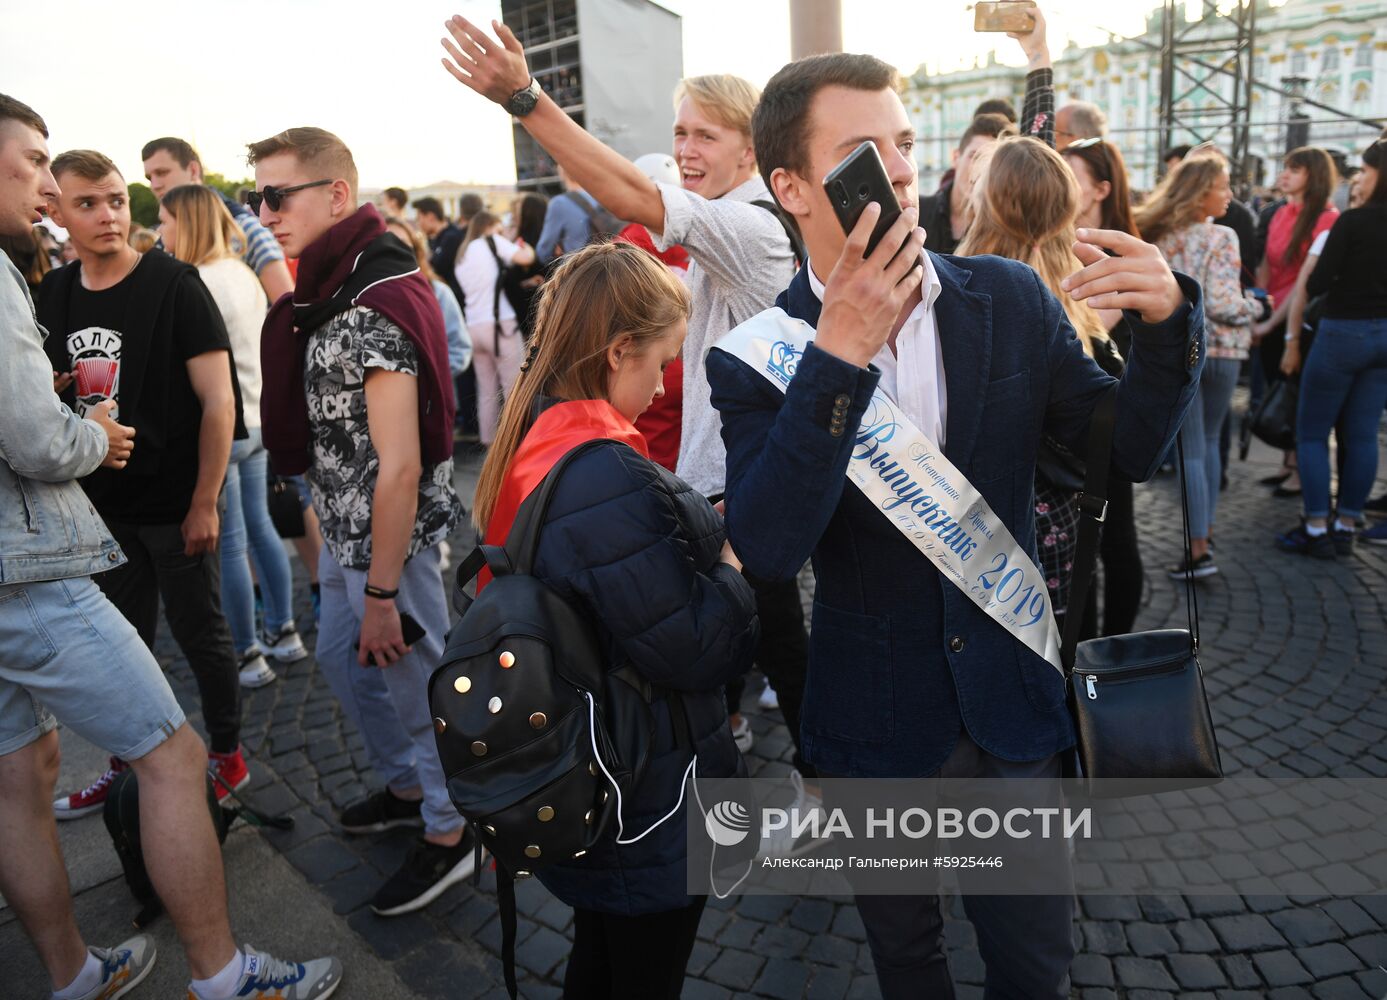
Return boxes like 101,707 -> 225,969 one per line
1,3 -> 1385,998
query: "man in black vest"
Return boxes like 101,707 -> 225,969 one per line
39,149 -> 251,814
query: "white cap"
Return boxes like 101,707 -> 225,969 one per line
634,153 -> 680,187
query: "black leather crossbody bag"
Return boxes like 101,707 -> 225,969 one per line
1062,388 -> 1223,796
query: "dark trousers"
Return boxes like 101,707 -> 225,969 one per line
96,517 -> 241,753
562,896 -> 707,999
726,573 -> 815,779
832,734 -> 1075,1000
1098,479 -> 1142,636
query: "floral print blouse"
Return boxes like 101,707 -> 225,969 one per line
1157,222 -> 1261,361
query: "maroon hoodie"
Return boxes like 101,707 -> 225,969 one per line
260,204 -> 456,474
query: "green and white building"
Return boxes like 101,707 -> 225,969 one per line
903,0 -> 1387,191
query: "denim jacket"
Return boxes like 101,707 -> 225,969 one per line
0,255 -> 123,584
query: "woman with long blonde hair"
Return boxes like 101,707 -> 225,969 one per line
1135,153 -> 1264,579
958,137 -> 1124,634
160,184 -> 304,686
471,242 -> 757,996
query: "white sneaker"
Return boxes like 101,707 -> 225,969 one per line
69,934 -> 158,999
760,770 -> 829,857
238,650 -> 278,689
261,624 -> 308,663
758,682 -> 779,710
730,715 -> 754,753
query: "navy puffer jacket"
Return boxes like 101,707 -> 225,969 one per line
529,441 -> 758,915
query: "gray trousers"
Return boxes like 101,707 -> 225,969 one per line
315,544 -> 462,836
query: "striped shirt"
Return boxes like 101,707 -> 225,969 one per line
219,193 -> 286,277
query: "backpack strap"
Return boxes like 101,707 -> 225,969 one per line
495,862 -> 520,999
752,199 -> 806,268
562,190 -> 601,224
450,440 -> 627,614
484,236 -> 505,348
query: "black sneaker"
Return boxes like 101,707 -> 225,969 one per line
1167,553 -> 1218,580
370,829 -> 477,916
1365,494 -> 1387,519
1332,525 -> 1357,558
1274,523 -> 1335,560
340,788 -> 425,834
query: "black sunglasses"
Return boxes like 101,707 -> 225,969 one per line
245,179 -> 332,214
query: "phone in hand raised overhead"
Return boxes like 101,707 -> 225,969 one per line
823,140 -> 903,258
973,1 -> 1036,33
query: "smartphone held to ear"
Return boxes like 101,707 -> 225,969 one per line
823,140 -> 902,257
356,612 -> 426,666
973,0 -> 1036,33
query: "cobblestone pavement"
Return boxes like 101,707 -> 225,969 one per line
138,419 -> 1387,1000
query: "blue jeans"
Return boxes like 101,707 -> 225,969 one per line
1177,357 -> 1241,541
315,544 -> 461,836
1297,316 -> 1387,520
0,576 -> 185,758
219,427 -> 295,654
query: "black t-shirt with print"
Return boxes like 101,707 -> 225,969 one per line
57,259 -> 232,524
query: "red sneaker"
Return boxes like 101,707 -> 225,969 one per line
208,747 -> 250,802
54,756 -> 129,820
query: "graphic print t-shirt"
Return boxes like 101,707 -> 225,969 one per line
59,261 -> 231,523
303,306 -> 461,570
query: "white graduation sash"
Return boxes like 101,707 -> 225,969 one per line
717,308 -> 1063,674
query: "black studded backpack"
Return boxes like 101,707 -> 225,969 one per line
429,439 -> 691,998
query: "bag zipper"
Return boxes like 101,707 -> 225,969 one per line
1082,657 -> 1191,702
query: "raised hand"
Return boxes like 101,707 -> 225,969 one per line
815,204 -> 926,368
1062,228 -> 1185,325
440,15 -> 532,106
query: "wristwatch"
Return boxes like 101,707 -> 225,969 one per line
505,78 -> 543,118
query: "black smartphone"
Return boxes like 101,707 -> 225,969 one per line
823,140 -> 903,257
356,612 -> 426,666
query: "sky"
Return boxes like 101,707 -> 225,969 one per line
2,1 -> 1182,189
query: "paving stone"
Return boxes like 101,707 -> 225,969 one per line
1270,906 -> 1346,946
681,980 -> 733,1000
1113,956 -> 1178,991
1210,912 -> 1288,951
756,924 -> 812,959
1070,953 -> 1115,987
515,926 -> 570,979
1346,933 -> 1387,966
1127,921 -> 1179,957
283,836 -> 360,884
1311,977 -> 1374,1000
703,949 -> 765,991
1254,950 -> 1315,987
1221,953 -> 1264,989
805,966 -> 853,1000
1082,920 -> 1130,955
394,938 -> 495,998
345,907 -> 434,960
806,932 -> 858,969
1169,953 -> 1227,990
1173,918 -> 1222,953
754,958 -> 812,1000
789,898 -> 835,934
1296,942 -> 1364,980
1082,895 -> 1143,920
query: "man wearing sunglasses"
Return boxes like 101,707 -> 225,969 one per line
248,127 -> 474,917
141,137 -> 295,305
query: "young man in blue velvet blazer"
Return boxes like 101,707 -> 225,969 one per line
706,54 -> 1205,999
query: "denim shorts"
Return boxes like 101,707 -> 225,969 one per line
0,575 -> 185,758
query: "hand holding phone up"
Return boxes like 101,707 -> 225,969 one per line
815,144 -> 926,369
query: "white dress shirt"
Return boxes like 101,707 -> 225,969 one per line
807,254 -> 948,445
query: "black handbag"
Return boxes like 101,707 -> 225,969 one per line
1062,388 -> 1223,796
266,473 -> 306,539
1248,376 -> 1299,452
